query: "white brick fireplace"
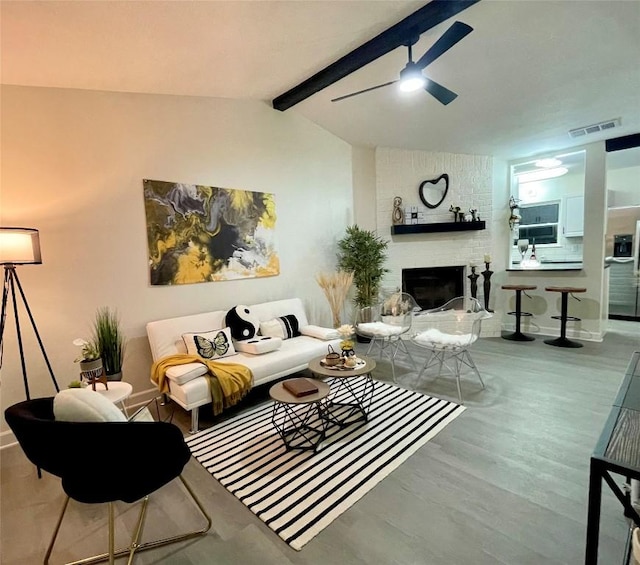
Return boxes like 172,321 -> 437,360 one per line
375,147 -> 500,336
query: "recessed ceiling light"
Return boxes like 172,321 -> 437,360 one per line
535,158 -> 562,168
517,167 -> 568,183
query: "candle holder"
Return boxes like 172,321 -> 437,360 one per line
467,266 -> 479,299
481,262 -> 494,312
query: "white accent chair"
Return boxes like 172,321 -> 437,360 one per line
355,292 -> 420,382
411,296 -> 491,404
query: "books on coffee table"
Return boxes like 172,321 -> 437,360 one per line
283,378 -> 319,398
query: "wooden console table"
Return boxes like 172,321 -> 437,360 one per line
586,351 -> 640,564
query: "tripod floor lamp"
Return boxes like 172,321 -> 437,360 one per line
0,227 -> 59,399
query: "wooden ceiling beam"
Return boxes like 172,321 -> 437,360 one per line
272,0 -> 481,111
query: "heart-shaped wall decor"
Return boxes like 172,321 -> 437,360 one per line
418,174 -> 449,209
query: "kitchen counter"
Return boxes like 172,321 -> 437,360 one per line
507,262 -> 583,272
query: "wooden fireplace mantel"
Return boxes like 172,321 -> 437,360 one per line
391,221 -> 486,235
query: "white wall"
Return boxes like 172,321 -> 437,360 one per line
1,85 -> 353,439
351,146 -> 376,231
607,165 -> 640,208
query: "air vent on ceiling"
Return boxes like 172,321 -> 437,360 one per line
569,118 -> 621,139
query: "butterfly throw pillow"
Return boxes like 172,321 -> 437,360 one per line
182,328 -> 237,360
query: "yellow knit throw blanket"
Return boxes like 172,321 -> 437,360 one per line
151,354 -> 253,416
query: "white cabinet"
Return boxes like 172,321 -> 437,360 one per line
564,195 -> 584,237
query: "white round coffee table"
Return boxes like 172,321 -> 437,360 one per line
90,381 -> 133,416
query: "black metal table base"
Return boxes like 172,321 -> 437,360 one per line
323,375 -> 375,428
502,289 -> 535,342
271,400 -> 328,452
546,291 -> 583,348
502,331 -> 535,342
544,336 -> 583,348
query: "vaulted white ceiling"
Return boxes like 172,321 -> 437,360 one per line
2,0 -> 639,160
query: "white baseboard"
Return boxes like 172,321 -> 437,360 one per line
0,429 -> 18,450
501,320 -> 604,342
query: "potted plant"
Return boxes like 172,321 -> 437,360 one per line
337,225 -> 389,339
73,337 -> 103,381
93,307 -> 126,381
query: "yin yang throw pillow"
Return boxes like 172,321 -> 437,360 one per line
224,305 -> 260,341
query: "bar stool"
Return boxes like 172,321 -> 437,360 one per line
501,284 -> 537,341
544,286 -> 587,348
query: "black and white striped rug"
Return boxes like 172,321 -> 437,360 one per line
186,379 -> 465,550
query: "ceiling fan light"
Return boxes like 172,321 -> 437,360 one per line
399,76 -> 426,92
399,63 -> 426,93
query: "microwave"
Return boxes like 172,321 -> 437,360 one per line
515,225 -> 558,245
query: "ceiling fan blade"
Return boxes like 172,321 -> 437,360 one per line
331,80 -> 398,102
416,21 -> 473,69
424,78 -> 458,105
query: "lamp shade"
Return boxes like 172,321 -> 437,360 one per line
0,227 -> 42,265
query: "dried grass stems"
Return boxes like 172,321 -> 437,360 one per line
316,271 -> 354,328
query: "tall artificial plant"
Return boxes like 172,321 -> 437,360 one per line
93,307 -> 126,377
337,225 -> 389,309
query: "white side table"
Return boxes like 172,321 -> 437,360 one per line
90,381 -> 133,416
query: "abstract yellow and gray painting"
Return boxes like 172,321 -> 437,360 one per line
143,179 -> 279,285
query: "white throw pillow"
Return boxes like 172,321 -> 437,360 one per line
259,315 -> 300,340
54,388 -> 127,422
182,328 -> 237,360
300,325 -> 340,340
234,336 -> 282,354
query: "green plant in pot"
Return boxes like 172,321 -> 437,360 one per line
93,306 -> 126,381
337,225 -> 389,340
73,338 -> 103,381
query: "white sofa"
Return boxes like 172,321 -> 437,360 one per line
146,298 -> 342,432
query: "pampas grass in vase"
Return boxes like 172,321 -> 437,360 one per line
316,271 -> 354,328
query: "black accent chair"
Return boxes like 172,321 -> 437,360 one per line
5,397 -> 211,565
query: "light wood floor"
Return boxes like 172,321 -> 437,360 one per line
2,322 -> 639,564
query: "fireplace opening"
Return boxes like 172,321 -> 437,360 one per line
402,266 -> 465,310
